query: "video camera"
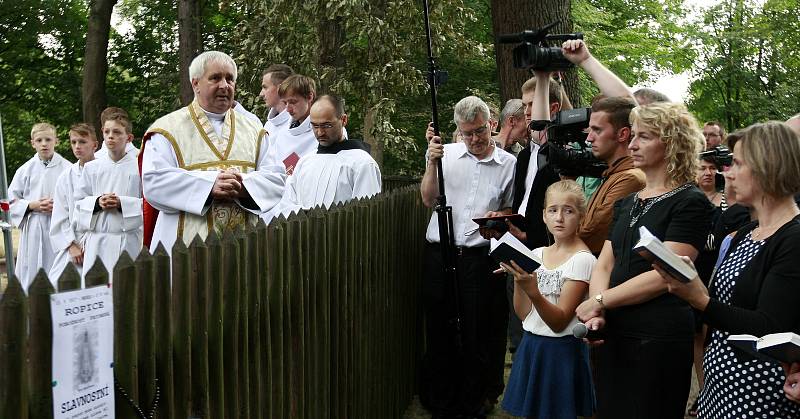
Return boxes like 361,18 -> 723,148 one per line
699,145 -> 733,168
529,108 -> 608,178
497,21 -> 583,71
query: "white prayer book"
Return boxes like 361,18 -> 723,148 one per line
727,332 -> 800,364
633,226 -> 697,283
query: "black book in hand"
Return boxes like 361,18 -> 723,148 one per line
727,332 -> 800,364
489,232 -> 542,273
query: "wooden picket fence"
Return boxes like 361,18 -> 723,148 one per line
0,185 -> 429,419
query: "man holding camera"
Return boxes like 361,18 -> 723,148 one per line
420,95 -> 516,419
553,39 -> 645,255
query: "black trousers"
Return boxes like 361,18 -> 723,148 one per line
593,335 -> 693,419
420,244 -> 507,416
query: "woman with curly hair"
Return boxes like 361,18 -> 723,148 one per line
575,102 -> 714,418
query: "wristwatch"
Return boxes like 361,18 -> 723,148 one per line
594,293 -> 606,309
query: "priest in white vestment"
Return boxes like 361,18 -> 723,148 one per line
74,118 -> 143,281
267,95 -> 381,220
141,51 -> 285,255
49,123 -> 98,283
9,123 -> 69,290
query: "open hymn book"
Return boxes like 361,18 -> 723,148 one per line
727,332 -> 800,364
489,232 -> 542,273
633,226 -> 698,283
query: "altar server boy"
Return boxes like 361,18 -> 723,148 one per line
9,122 -> 69,290
74,108 -> 143,279
48,123 -> 98,283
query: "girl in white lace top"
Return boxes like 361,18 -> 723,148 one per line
500,180 -> 596,419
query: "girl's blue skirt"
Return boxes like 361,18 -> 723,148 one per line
501,331 -> 595,418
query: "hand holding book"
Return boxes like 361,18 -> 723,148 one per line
637,226 -> 711,310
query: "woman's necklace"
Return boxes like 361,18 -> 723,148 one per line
752,213 -> 797,240
629,183 -> 693,227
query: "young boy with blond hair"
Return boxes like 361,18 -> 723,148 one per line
8,122 -> 70,289
48,123 -> 98,283
74,108 -> 143,280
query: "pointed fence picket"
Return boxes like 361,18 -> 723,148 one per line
0,185 -> 428,418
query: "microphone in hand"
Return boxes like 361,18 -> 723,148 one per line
572,322 -> 605,341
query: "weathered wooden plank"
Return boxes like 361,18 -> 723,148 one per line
113,252 -> 139,419
205,231 -> 225,418
28,271 -> 55,419
56,262 -> 81,292
0,276 -> 27,419
220,230 -> 241,419
152,244 -> 174,419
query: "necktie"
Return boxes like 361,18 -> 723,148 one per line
290,120 -> 300,129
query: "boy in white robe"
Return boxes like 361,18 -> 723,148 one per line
268,95 -> 381,220
8,122 -> 70,289
75,109 -> 143,280
94,107 -> 139,160
259,64 -> 294,148
263,74 -> 318,175
48,123 -> 98,283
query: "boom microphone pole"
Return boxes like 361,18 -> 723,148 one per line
422,0 -> 462,349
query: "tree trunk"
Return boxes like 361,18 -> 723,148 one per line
82,0 -> 118,138
179,0 -> 203,106
490,0 -> 581,106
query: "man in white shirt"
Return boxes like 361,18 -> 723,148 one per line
140,51 -> 285,254
259,64 -> 294,141
419,95 -> 516,418
263,74 -> 318,175
268,95 -> 381,220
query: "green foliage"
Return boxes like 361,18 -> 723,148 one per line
233,0 -> 497,175
0,0 -> 87,172
573,0 -> 694,104
686,0 -> 800,130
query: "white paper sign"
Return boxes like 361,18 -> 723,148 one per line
51,285 -> 115,419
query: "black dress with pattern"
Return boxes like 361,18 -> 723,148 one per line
698,231 -> 800,419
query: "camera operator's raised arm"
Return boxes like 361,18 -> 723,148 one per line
533,71 -> 556,124
562,39 -> 636,102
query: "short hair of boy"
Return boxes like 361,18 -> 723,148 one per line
69,123 -> 98,142
592,96 -> 637,132
263,64 -> 294,85
31,122 -> 56,140
278,75 -> 316,99
100,107 -> 133,134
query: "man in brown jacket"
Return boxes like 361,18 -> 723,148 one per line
579,96 -> 646,255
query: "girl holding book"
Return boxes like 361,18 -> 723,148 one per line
500,180 -> 596,419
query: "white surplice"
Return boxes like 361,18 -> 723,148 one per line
95,142 -> 139,160
267,146 -> 382,220
141,108 -> 286,255
8,153 -> 69,290
48,162 -> 88,284
74,153 -> 143,280
264,108 -> 291,146
263,115 -> 317,175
